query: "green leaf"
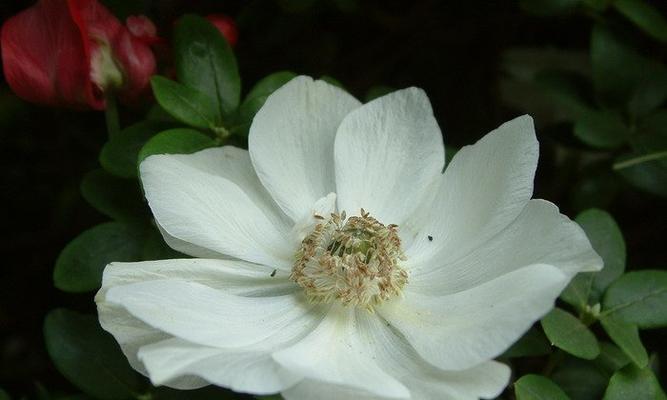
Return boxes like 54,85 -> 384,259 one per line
591,24 -> 667,109
515,374 -> 571,400
561,272 -> 595,311
141,228 -> 185,261
0,387 -> 9,400
100,121 -> 172,179
576,209 -> 626,300
245,71 -> 297,103
53,223 -> 145,292
596,342 -> 631,373
138,129 -> 217,165
80,169 -> 147,223
573,109 -> 629,149
233,71 -> 297,136
603,364 -> 667,400
600,315 -> 649,367
613,0 -> 667,43
502,326 -> 552,358
552,358 -> 609,400
519,0 -> 581,15
541,308 -> 600,359
44,309 -> 145,400
174,15 -> 240,118
602,270 -> 667,328
365,85 -> 395,102
534,70 -> 592,120
151,76 -> 222,130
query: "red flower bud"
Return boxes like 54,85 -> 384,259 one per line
0,0 -> 157,110
205,14 -> 238,47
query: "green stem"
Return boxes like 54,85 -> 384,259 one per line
105,93 -> 120,137
613,150 -> 667,170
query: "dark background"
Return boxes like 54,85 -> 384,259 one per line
0,0 -> 665,397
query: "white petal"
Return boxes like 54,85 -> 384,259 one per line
282,380 -> 386,400
334,88 -> 445,225
138,338 -> 301,394
273,307 -> 410,399
289,192 -> 337,247
156,223 -> 231,259
95,258 -> 297,382
410,199 -> 603,295
100,258 -> 294,296
140,146 -> 293,269
380,264 -> 567,370
249,76 -> 361,221
405,115 -> 538,268
355,312 -> 511,400
104,279 -> 320,349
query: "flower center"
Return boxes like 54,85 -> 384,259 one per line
291,209 -> 408,311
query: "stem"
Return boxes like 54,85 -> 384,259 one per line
613,150 -> 667,170
105,93 -> 120,137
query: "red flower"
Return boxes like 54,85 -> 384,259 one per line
206,14 -> 238,47
1,0 -> 157,110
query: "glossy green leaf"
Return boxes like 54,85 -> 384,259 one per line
603,364 -> 667,400
174,15 -> 240,117
534,70 -> 592,120
600,315 -> 649,367
552,358 -> 609,400
596,342 -> 631,373
519,0 -> 580,15
44,309 -> 145,400
233,71 -> 297,136
365,85 -> 395,102
80,169 -> 147,223
613,0 -> 667,43
141,228 -> 185,261
245,71 -> 297,103
561,272 -> 596,312
541,308 -> 600,359
503,326 -> 552,358
590,24 -> 667,106
53,223 -> 145,292
573,109 -> 629,149
515,374 -> 571,400
138,129 -> 217,165
602,270 -> 667,328
151,76 -> 222,130
577,209 -> 626,300
100,121 -> 172,179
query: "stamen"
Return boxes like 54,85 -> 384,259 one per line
291,210 -> 407,311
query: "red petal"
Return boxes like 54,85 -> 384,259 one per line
0,0 -> 103,109
68,0 -> 156,102
206,14 -> 238,47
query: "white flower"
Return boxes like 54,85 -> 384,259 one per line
96,76 -> 602,400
